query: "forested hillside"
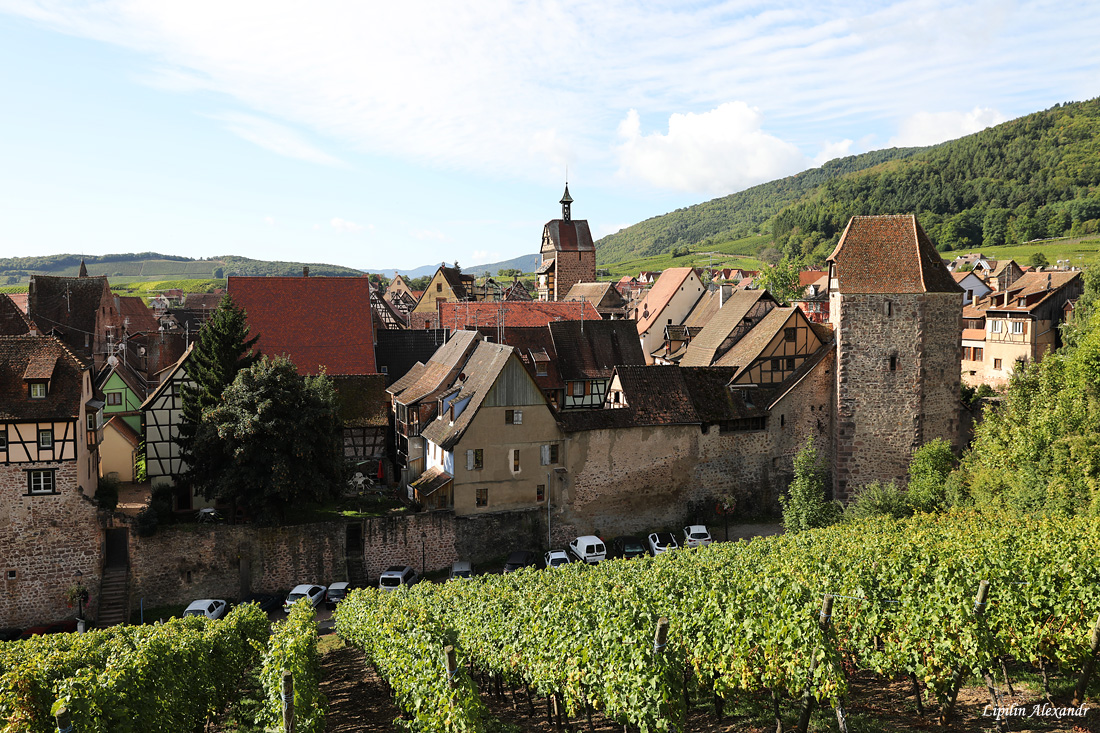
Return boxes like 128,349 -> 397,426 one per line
595,147 -> 923,264
597,98 -> 1100,266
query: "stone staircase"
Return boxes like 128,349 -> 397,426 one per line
96,566 -> 130,627
346,554 -> 369,588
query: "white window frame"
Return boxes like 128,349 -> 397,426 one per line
1011,321 -> 1024,334
28,469 -> 55,495
30,382 -> 46,399
572,382 -> 584,397
38,429 -> 53,449
990,320 -> 1003,333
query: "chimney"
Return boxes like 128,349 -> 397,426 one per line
1047,273 -> 1051,289
303,267 -> 309,277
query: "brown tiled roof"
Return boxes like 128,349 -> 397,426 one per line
7,293 -> 28,314
387,330 -> 481,405
681,290 -> 773,367
0,294 -> 35,335
612,366 -> 699,426
985,271 -> 1081,313
798,271 -> 827,287
408,465 -> 453,497
0,335 -> 85,421
563,282 -> 624,310
682,289 -> 721,330
502,280 -> 533,301
827,215 -> 961,294
478,326 -> 563,392
679,367 -> 767,423
228,276 -> 377,376
420,341 -> 518,450
635,268 -> 701,335
962,303 -> 987,319
437,301 -> 600,331
117,296 -> 158,335
549,319 -> 645,380
332,374 -> 389,427
28,275 -> 110,360
95,359 -> 149,401
713,306 -> 795,373
544,220 -> 595,252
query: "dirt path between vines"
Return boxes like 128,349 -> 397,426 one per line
321,643 -> 401,732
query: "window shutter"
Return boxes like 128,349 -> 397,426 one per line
466,449 -> 475,471
541,444 -> 550,465
514,409 -> 522,424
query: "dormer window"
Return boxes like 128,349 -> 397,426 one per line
29,382 -> 47,399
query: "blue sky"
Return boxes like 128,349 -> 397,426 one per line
1,1 -> 1099,272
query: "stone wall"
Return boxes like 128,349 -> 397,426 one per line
0,462 -> 103,628
128,522 -> 345,609
359,511 -> 456,579
833,292 -> 962,500
554,250 -> 596,301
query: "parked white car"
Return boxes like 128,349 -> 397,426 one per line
544,550 -> 572,569
183,599 -> 229,620
568,535 -> 607,564
647,532 -> 679,556
683,525 -> 713,548
448,561 -> 474,580
379,565 -> 418,590
284,584 -> 327,611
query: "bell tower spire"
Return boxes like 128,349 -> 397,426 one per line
560,183 -> 573,222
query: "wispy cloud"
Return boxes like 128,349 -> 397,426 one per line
207,112 -> 344,166
6,0 -> 1100,193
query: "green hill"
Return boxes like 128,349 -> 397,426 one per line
0,253 -> 364,285
597,98 -> 1100,267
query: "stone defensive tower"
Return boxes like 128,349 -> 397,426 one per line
828,215 -> 962,500
536,184 -> 596,301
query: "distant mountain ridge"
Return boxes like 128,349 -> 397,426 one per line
0,253 -> 364,280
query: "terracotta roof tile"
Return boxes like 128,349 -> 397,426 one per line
117,296 -> 158,335
0,294 -> 36,335
544,220 -> 595,252
827,215 -> 961,294
437,301 -> 600,330
549,319 -> 646,380
228,276 -> 377,376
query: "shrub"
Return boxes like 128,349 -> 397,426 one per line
906,439 -> 957,513
779,438 -> 841,533
96,477 -> 119,512
847,481 -> 911,520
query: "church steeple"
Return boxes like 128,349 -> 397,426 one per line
560,183 -> 573,222
78,258 -> 88,278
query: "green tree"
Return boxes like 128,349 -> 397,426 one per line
905,438 -> 956,513
177,294 -> 260,492
1029,251 -> 1050,268
196,356 -> 344,524
757,255 -> 804,305
779,438 -> 841,533
212,267 -> 224,279
497,268 -> 522,278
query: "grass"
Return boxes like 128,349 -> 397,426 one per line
951,236 -> 1100,267
129,602 -> 187,625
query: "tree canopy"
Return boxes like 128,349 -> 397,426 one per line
195,356 -> 344,524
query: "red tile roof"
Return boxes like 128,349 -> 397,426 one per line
228,276 -> 377,376
117,296 -> 158,335
543,220 -> 595,252
0,294 -> 35,335
437,301 -> 600,330
827,215 -> 961,294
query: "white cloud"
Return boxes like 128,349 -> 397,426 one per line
615,104 -> 806,194
207,112 -> 344,166
813,139 -> 854,166
330,217 -> 364,233
470,250 -> 498,264
889,107 -> 1008,147
264,216 -> 275,226
4,0 -> 1099,187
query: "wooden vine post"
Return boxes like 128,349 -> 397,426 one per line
54,706 -> 73,733
941,580 -> 991,727
797,594 -> 846,733
281,670 -> 296,733
444,645 -> 458,688
1073,612 -> 1100,706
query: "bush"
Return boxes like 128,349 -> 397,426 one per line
779,438 -> 841,533
847,481 -> 911,520
907,439 -> 957,513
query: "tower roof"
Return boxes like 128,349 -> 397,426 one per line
560,183 -> 573,205
827,215 -> 961,294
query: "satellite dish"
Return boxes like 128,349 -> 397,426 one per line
138,346 -> 146,356
107,355 -> 119,367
